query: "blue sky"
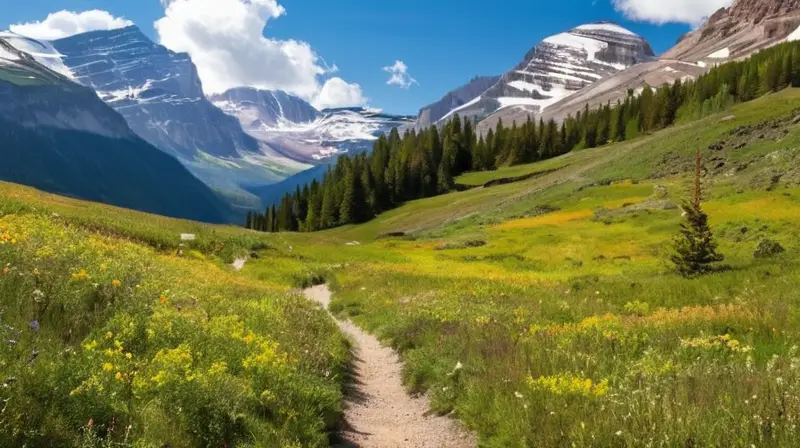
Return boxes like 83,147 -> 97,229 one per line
4,0 -> 708,115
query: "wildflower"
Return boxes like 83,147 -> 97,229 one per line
103,363 -> 114,372
28,320 -> 40,332
112,280 -> 121,288
125,352 -> 132,360
159,295 -> 167,304
32,289 -> 44,302
105,331 -> 113,340
115,372 -> 123,380
514,391 -> 524,399
71,269 -> 89,281
615,431 -> 623,436
454,361 -> 463,371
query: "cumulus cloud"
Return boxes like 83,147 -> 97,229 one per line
9,10 -> 134,40
383,60 -> 419,89
313,77 -> 367,110
154,0 -> 365,108
612,0 -> 734,26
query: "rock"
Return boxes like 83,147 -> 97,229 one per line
754,239 -> 785,258
653,185 -> 669,198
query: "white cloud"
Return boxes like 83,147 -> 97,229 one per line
383,60 -> 419,89
9,10 -> 133,40
154,0 -> 365,108
612,0 -> 734,26
313,77 -> 367,110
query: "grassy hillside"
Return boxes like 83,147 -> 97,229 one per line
3,88 -> 800,446
0,185 -> 348,447
260,88 -> 800,446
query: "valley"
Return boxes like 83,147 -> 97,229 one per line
2,86 -> 800,446
3,0 -> 800,446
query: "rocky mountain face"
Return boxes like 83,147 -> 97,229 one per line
212,88 -> 415,164
210,87 -> 321,129
0,37 -> 229,223
430,22 -> 653,128
664,0 -> 800,63
50,26 -> 309,209
415,76 -> 500,128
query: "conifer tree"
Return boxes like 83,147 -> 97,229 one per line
437,135 -> 455,193
320,183 -> 337,229
671,151 -> 724,277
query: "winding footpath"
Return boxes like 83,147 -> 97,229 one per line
303,285 -> 476,448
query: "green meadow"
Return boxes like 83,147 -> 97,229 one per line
3,88 -> 800,446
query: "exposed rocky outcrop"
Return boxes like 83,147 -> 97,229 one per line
664,0 -> 800,63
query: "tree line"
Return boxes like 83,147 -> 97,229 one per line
246,41 -> 800,233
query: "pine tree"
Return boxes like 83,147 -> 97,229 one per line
671,151 -> 724,277
339,168 -> 357,225
245,211 -> 253,230
437,135 -> 455,193
320,183 -> 337,229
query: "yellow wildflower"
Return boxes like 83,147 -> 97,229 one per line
159,295 -> 167,304
527,373 -> 609,398
102,363 -> 114,372
112,280 -> 121,288
71,269 -> 89,281
105,331 -> 114,340
125,353 -> 132,360
115,372 -> 123,381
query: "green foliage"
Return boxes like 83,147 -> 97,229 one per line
671,200 -> 725,277
754,238 -> 786,258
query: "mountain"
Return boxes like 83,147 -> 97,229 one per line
664,0 -> 800,62
428,22 -> 653,129
415,76 -> 500,128
210,87 -> 321,129
212,88 -> 415,164
242,106 -> 416,207
0,36 -> 229,223
50,26 -> 309,209
513,0 -> 800,128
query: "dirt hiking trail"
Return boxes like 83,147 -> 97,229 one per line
303,285 -> 476,448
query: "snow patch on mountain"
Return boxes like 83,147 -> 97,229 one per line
788,25 -> 800,42
0,31 -> 73,77
707,47 -> 730,59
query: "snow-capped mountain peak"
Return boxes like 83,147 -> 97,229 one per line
211,88 -> 414,162
418,21 -> 654,128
